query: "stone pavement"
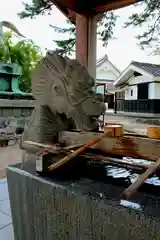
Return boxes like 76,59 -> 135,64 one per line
0,143 -> 21,179
0,178 -> 14,239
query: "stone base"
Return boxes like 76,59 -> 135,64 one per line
7,162 -> 160,240
0,99 -> 35,132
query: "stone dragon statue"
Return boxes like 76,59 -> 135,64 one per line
20,52 -> 106,149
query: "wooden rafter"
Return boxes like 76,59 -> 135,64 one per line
95,0 -> 142,13
51,0 -> 142,17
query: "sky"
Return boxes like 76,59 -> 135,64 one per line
0,0 -> 160,71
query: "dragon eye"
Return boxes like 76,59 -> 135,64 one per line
52,84 -> 62,95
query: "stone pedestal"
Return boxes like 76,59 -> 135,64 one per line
7,162 -> 160,240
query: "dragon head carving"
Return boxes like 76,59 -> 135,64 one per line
32,52 -> 106,132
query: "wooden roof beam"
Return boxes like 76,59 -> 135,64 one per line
95,0 -> 142,13
51,0 -> 142,16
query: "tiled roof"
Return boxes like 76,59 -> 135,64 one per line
97,55 -> 108,67
132,61 -> 160,77
97,54 -> 120,73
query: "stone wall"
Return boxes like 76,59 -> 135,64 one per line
0,99 -> 35,133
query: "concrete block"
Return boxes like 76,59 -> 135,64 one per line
7,162 -> 160,240
2,109 -> 13,118
21,108 -> 31,117
13,109 -> 21,117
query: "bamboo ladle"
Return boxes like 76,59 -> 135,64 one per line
48,131 -> 109,171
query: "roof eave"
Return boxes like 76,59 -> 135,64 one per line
96,55 -> 120,76
108,59 -> 120,74
114,63 -> 154,87
95,0 -> 142,14
51,0 -> 142,19
51,1 -> 74,22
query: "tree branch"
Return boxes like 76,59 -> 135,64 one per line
18,1 -> 53,19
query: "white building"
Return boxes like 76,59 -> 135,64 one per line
114,61 -> 160,116
96,55 -> 120,109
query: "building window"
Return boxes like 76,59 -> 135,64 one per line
116,91 -> 125,99
131,89 -> 133,96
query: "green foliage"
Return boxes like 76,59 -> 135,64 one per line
17,0 -> 53,19
0,32 -> 42,92
54,38 -> 76,56
50,23 -> 76,56
97,12 -> 118,46
49,12 -> 118,56
18,0 -> 160,55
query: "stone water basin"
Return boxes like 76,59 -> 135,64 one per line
7,152 -> 160,240
21,150 -> 160,214
107,157 -> 160,186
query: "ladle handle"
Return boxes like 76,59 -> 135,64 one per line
48,132 -> 108,171
122,158 -> 160,200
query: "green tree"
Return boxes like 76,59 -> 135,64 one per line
18,0 -> 118,56
0,31 -> 42,92
18,0 -> 160,55
124,0 -> 160,51
49,11 -> 117,56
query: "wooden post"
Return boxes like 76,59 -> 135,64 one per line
88,16 -> 97,78
76,13 -> 97,79
76,14 -> 89,68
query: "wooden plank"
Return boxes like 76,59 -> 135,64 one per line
82,153 -> 151,171
58,131 -> 160,161
51,0 -> 141,14
95,0 -> 142,13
